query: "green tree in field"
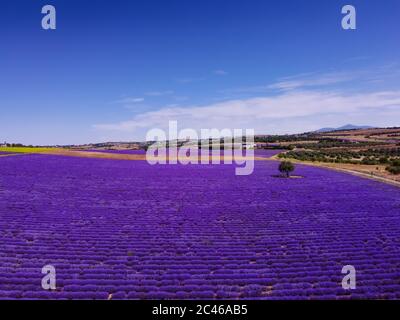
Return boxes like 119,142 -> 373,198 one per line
279,161 -> 295,178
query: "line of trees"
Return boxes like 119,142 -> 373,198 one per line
279,149 -> 400,166
1,143 -> 27,147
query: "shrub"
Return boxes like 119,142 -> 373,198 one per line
386,166 -> 400,175
279,161 -> 295,177
287,145 -> 295,151
361,157 -> 378,165
379,157 -> 388,164
391,159 -> 400,167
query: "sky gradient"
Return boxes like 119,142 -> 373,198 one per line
1,0 -> 400,145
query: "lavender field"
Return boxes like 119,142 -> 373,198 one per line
1,154 -> 400,299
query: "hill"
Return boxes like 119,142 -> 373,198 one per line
315,124 -> 374,133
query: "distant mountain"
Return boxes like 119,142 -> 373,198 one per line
315,124 -> 374,133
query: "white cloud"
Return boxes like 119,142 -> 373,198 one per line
268,71 -> 355,90
214,70 -> 228,76
114,97 -> 145,104
221,66 -> 400,95
94,89 -> 400,138
96,66 -> 400,140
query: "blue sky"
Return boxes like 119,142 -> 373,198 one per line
1,0 -> 400,145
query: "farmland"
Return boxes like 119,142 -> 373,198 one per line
1,153 -> 400,299
259,127 -> 400,185
0,147 -> 56,154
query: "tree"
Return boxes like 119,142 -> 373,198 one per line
386,165 -> 400,175
279,161 -> 295,178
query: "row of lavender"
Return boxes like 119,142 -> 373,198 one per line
1,154 -> 400,299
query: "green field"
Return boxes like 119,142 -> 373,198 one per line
0,147 -> 55,153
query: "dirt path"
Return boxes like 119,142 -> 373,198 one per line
42,149 -> 266,162
269,155 -> 400,188
0,153 -> 26,158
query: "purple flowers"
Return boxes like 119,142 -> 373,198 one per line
0,154 -> 400,299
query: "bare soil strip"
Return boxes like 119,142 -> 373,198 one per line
269,155 -> 400,188
0,153 -> 26,158
42,149 -> 265,162
45,149 -> 148,160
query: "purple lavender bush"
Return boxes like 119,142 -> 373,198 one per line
0,154 -> 400,299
